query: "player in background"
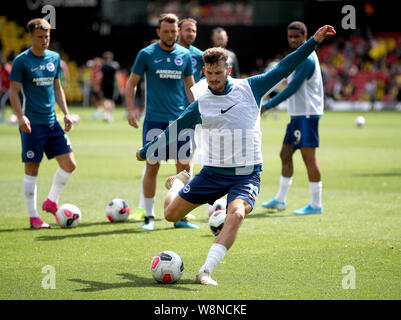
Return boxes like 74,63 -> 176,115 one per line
133,17 -> 205,223
261,21 -> 325,215
136,25 -> 336,284
260,57 -> 283,119
211,27 -> 240,78
178,18 -> 204,97
0,58 -> 11,123
9,18 -> 76,229
126,13 -> 197,231
100,51 -> 119,123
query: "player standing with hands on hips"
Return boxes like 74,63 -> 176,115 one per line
261,21 -> 325,215
9,18 -> 76,229
136,25 -> 336,285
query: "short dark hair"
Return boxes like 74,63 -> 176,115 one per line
159,13 -> 179,27
203,47 -> 229,67
287,21 -> 307,35
26,18 -> 51,34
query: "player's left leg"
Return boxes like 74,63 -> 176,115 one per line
196,172 -> 260,285
42,152 -> 76,215
293,147 -> 322,215
42,122 -> 75,215
196,199 -> 252,286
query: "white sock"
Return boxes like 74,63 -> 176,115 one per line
171,177 -> 185,192
199,243 -> 227,274
144,197 -> 155,218
138,166 -> 146,208
48,168 -> 72,203
309,181 -> 322,209
275,175 -> 293,202
23,174 -> 39,218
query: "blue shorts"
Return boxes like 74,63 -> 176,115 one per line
283,116 -> 320,149
143,120 -> 193,161
20,122 -> 72,162
178,168 -> 260,209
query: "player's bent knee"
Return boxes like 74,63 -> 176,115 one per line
164,207 -> 180,223
226,209 -> 245,226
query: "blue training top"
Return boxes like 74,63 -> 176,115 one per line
9,48 -> 62,124
140,37 -> 320,175
263,54 -> 316,110
132,42 -> 193,122
182,45 -> 204,107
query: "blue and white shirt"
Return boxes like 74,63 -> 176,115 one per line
182,45 -> 204,107
132,42 -> 193,122
264,51 -> 324,117
9,49 -> 62,124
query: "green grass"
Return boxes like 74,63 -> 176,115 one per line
0,107 -> 400,300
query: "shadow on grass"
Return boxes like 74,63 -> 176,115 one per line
69,273 -> 196,292
353,170 -> 401,177
247,210 -> 291,219
35,226 -> 164,241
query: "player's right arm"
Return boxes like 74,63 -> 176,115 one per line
136,100 -> 201,161
9,80 -> 31,133
125,72 -> 142,128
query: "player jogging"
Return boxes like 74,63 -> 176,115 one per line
261,21 -> 325,215
9,18 -> 76,229
125,13 -> 197,231
137,25 -> 336,285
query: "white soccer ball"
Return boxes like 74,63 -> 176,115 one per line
207,198 -> 227,216
150,250 -> 184,284
208,209 -> 227,236
56,203 -> 82,228
8,114 -> 18,125
105,198 -> 130,222
355,116 -> 366,127
70,114 -> 80,124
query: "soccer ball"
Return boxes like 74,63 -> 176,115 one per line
208,209 -> 227,236
70,114 -> 80,124
207,197 -> 227,216
150,250 -> 184,284
56,203 -> 82,228
355,116 -> 365,127
105,198 -> 130,222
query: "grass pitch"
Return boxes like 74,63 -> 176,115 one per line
0,107 -> 400,300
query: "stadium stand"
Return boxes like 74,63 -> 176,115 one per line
0,16 -> 82,103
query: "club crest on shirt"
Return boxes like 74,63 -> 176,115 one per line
174,57 -> 183,66
46,62 -> 55,72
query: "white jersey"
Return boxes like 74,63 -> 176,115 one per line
191,77 -> 263,168
286,51 -> 324,116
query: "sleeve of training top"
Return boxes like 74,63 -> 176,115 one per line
131,50 -> 147,77
9,56 -> 24,83
183,51 -> 194,77
263,56 -> 315,110
55,55 -> 62,79
140,100 -> 202,160
247,37 -> 319,106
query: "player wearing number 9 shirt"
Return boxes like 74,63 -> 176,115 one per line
261,21 -> 324,215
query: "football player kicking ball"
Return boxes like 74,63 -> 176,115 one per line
137,25 -> 335,285
9,19 -> 76,229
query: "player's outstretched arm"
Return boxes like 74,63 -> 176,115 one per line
313,25 -> 336,43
